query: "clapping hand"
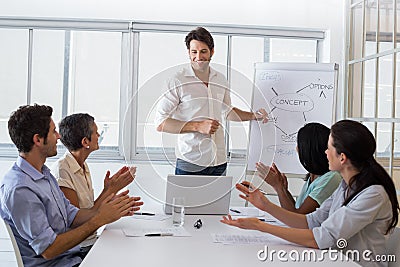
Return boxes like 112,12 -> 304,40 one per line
220,215 -> 262,230
104,166 -> 136,193
236,181 -> 271,212
96,190 -> 143,225
256,162 -> 287,190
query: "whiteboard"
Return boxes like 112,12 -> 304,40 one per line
247,62 -> 338,174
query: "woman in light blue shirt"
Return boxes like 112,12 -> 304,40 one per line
257,123 -> 341,214
222,120 -> 399,267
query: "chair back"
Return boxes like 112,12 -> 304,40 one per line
387,227 -> 400,267
2,219 -> 24,267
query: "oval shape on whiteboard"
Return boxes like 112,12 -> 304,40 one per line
270,93 -> 314,112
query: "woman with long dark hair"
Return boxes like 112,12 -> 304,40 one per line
222,120 -> 399,267
256,122 -> 341,214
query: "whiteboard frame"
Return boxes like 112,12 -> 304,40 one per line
245,62 -> 339,180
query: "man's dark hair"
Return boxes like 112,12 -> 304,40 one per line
8,104 -> 53,153
185,27 -> 214,50
59,113 -> 95,151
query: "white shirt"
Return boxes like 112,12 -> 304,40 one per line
307,180 -> 393,267
51,151 -> 97,247
155,64 -> 233,167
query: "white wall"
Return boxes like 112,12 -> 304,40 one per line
0,157 -> 303,210
0,0 -> 345,65
0,158 -> 255,209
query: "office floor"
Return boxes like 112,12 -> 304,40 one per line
0,219 -> 17,267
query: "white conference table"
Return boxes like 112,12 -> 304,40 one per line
80,214 -> 360,267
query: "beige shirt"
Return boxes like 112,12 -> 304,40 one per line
51,151 -> 96,247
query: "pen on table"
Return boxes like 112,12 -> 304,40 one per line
145,233 -> 173,237
230,208 -> 241,214
134,212 -> 155,216
258,218 -> 276,222
258,218 -> 274,222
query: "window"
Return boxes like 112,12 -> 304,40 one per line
68,31 -> 122,148
31,30 -> 65,123
270,38 -> 317,63
0,27 -> 124,157
136,32 -> 187,159
346,0 -> 399,182
0,29 -> 28,144
136,32 -> 228,159
230,36 -> 265,152
0,18 -> 324,163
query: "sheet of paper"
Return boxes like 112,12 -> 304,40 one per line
131,214 -> 171,221
261,212 -> 278,222
123,227 -> 192,237
211,233 -> 291,245
229,206 -> 264,217
262,212 -> 287,225
96,225 -> 106,236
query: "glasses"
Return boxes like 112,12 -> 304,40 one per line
194,219 -> 202,229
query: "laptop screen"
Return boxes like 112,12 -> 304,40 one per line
164,175 -> 233,215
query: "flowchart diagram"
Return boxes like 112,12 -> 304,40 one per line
247,63 -> 337,174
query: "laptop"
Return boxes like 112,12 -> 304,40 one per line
164,175 -> 233,215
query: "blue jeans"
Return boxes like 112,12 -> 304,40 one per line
175,158 -> 227,176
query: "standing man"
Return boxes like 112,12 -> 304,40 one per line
155,27 -> 268,176
0,104 -> 143,267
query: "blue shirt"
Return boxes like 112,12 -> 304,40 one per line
295,171 -> 342,208
0,156 -> 81,267
307,180 -> 392,267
